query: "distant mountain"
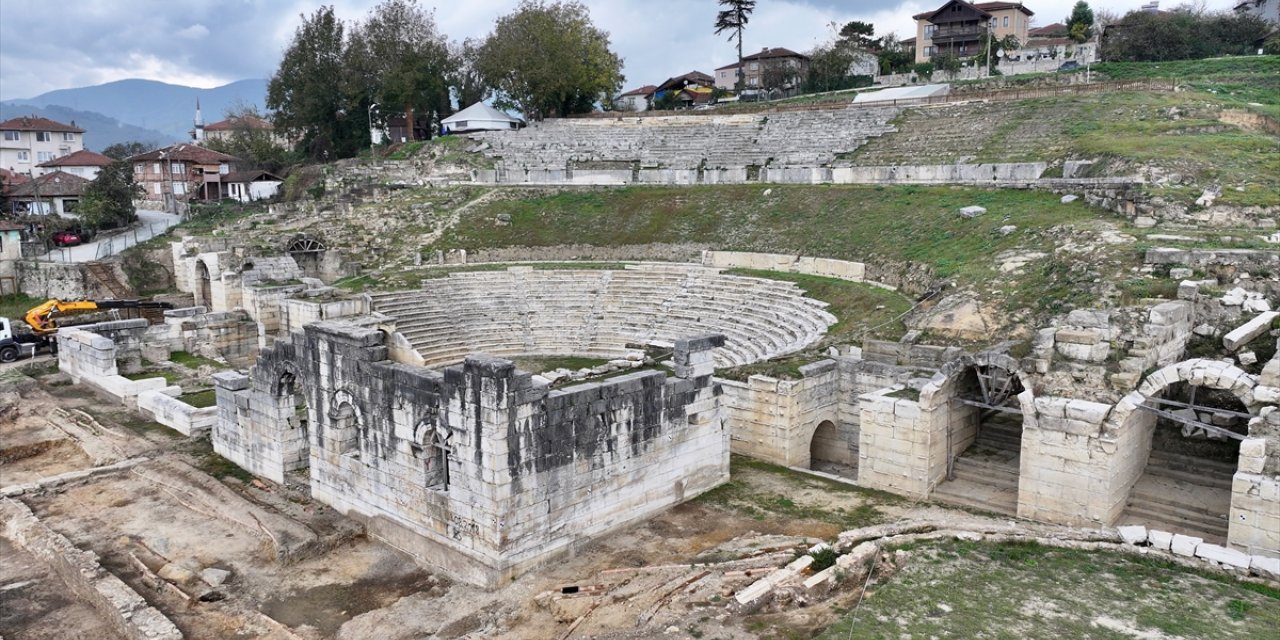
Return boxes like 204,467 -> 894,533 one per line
2,78 -> 269,143
0,103 -> 172,152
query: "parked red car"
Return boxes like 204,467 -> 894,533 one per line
51,231 -> 83,247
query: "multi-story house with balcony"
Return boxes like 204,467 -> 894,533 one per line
127,144 -> 241,210
913,0 -> 1035,62
0,116 -> 85,175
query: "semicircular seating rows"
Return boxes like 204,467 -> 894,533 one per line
466,106 -> 902,171
367,264 -> 838,368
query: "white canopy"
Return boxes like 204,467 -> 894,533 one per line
441,103 -> 523,131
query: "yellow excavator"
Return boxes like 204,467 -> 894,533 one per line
1,298 -> 173,362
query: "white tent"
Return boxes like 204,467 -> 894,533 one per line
441,103 -> 523,133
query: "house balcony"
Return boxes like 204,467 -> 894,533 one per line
928,25 -> 986,46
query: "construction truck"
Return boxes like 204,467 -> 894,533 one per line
0,299 -> 173,362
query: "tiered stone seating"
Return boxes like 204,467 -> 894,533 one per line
368,264 -> 837,368
467,107 -> 901,174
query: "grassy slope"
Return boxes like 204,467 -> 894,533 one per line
440,185 -> 1098,278
818,539 -> 1280,639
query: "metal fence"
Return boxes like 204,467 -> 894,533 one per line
24,222 -> 174,264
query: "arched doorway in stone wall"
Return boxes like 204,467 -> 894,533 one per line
1113,359 -> 1260,543
194,259 -> 213,309
287,235 -> 326,279
277,370 -> 310,470
809,419 -> 855,476
930,355 -> 1031,517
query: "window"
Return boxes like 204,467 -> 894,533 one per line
152,162 -> 160,174
174,182 -> 186,195
925,25 -> 936,36
153,183 -> 162,194
36,132 -> 51,142
749,62 -> 758,71
925,46 -> 934,56
37,151 -> 54,162
62,132 -> 75,141
1003,16 -> 1009,27
134,163 -> 143,173
2,131 -> 18,141
16,150 -> 29,162
170,161 -> 184,174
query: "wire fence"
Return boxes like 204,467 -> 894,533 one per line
25,221 -> 175,264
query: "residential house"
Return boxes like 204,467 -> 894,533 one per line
656,71 -> 715,98
204,114 -> 288,146
715,48 -> 812,92
614,85 -> 657,112
441,103 -> 524,134
6,170 -> 89,215
0,116 -> 85,175
1016,22 -> 1098,63
128,144 -> 241,208
35,149 -> 114,179
913,0 -> 1034,62
1234,0 -> 1279,24
223,170 -> 284,203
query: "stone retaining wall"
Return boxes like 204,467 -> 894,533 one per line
1,498 -> 182,640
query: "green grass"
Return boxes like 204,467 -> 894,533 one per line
1087,55 -> 1280,81
508,356 -> 610,374
179,389 -> 217,408
694,456 -> 898,529
122,369 -> 184,385
184,438 -> 255,483
0,293 -> 43,324
443,184 -> 1099,283
178,201 -> 263,235
817,539 -> 1280,639
725,270 -> 912,340
169,351 -> 223,369
332,274 -> 381,291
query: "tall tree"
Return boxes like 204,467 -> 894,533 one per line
101,141 -> 149,160
1066,1 -> 1096,44
202,105 -> 296,174
267,6 -> 360,160
79,161 -> 142,230
450,37 -> 489,109
837,21 -> 877,49
714,0 -> 756,92
476,1 -> 624,120
347,0 -> 453,141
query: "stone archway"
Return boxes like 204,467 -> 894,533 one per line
194,259 -> 213,308
328,389 -> 364,457
921,352 -> 1035,516
1108,359 -> 1261,542
277,370 -> 310,461
286,234 -> 326,279
809,419 -> 852,473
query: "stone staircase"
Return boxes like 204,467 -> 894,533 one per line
1116,450 -> 1235,544
85,261 -> 134,298
931,413 -> 1023,516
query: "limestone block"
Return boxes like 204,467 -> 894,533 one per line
1170,534 -> 1203,557
1065,309 -> 1111,329
1178,281 -> 1200,300
1117,525 -> 1148,545
1056,328 -> 1103,345
1148,530 -> 1173,551
1251,556 -> 1280,581
1255,386 -> 1280,405
1195,543 -> 1251,569
1169,267 -> 1194,279
1223,311 -> 1279,352
1065,400 -> 1110,425
1055,341 -> 1110,362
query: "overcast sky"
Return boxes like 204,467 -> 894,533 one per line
0,0 -> 1240,101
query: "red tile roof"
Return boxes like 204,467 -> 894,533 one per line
742,47 -> 810,61
8,170 -> 90,197
619,85 -> 658,98
127,144 -> 241,164
37,149 -> 115,168
0,115 -> 84,133
1029,22 -> 1068,36
915,0 -> 1034,20
205,115 -> 274,131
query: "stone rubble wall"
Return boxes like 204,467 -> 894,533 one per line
0,498 -> 183,640
471,162 -> 1050,187
16,260 -> 132,300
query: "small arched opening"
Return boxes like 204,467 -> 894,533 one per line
809,419 -> 854,475
277,371 -> 310,461
330,400 -> 361,457
194,259 -> 213,308
286,235 -> 326,279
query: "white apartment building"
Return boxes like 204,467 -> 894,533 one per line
0,115 -> 85,175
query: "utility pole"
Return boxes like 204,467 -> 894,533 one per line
986,19 -> 994,78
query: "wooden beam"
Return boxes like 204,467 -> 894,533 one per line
1137,405 -> 1246,441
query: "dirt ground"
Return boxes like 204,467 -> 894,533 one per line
2,363 -> 1275,640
